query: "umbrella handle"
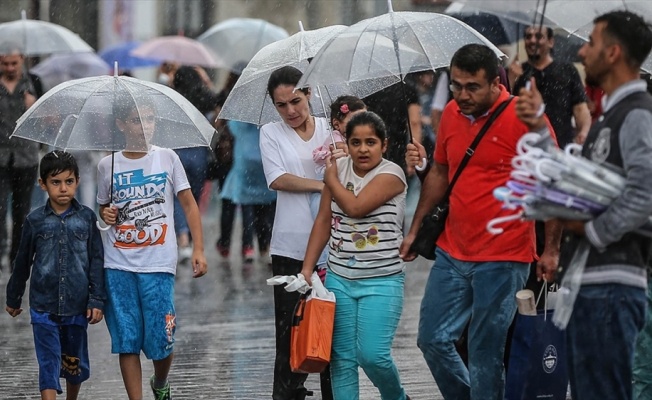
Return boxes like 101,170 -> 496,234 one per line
486,211 -> 524,235
96,220 -> 112,232
415,158 -> 428,172
96,203 -> 113,231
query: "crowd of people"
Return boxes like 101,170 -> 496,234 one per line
2,8 -> 652,400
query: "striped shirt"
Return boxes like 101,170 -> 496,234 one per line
327,157 -> 407,279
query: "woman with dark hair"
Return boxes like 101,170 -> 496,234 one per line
171,66 -> 220,260
260,65 -> 341,400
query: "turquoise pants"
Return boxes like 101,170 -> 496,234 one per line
634,282 -> 652,400
325,271 -> 407,400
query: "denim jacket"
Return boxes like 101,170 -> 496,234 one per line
6,198 -> 105,315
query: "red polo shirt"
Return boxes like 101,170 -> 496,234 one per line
434,86 -> 555,263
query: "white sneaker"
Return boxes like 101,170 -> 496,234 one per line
178,246 -> 192,263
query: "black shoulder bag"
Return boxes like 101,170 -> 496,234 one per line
410,97 -> 514,260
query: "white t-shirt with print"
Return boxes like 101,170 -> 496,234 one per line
96,146 -> 190,274
327,157 -> 407,279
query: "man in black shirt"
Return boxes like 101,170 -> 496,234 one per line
363,79 -> 421,174
509,26 -> 591,148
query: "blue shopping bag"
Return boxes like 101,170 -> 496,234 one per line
505,309 -> 568,400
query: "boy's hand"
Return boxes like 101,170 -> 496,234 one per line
5,306 -> 22,317
102,205 -> 118,225
87,308 -> 103,324
192,249 -> 207,278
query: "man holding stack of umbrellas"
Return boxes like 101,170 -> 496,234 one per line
506,10 -> 652,400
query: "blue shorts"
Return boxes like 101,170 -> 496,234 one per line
32,318 -> 90,393
104,269 -> 176,360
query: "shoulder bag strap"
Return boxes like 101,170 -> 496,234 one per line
440,96 -> 514,202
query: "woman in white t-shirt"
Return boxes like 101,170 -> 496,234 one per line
259,65 -> 344,400
301,111 -> 409,400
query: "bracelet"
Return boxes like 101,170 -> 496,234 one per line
535,103 -> 546,118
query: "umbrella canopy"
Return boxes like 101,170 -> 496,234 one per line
297,10 -> 504,93
130,36 -> 222,68
542,0 -> 652,37
99,41 -> 160,70
197,18 -> 289,73
12,74 -> 215,153
218,24 -> 395,125
447,11 -> 524,46
31,52 -> 110,91
0,11 -> 93,56
449,0 -> 543,25
542,0 -> 652,72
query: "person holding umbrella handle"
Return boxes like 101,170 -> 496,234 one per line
97,93 -> 207,400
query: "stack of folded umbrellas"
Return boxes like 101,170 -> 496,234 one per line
487,132 -> 652,235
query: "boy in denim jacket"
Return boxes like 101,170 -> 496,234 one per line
5,150 -> 105,400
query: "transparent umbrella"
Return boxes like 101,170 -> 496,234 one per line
31,52 -> 110,91
298,5 -> 503,89
12,68 -> 216,230
218,23 -> 398,126
197,18 -> 289,73
0,10 -> 93,56
450,0 -> 544,25
542,0 -> 652,72
542,0 -> 652,37
12,72 -> 215,153
297,0 -> 504,165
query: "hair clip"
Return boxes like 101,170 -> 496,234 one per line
340,104 -> 349,114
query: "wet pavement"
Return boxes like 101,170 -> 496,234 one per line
0,201 -> 443,399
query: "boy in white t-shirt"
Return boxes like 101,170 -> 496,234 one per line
97,94 -> 207,400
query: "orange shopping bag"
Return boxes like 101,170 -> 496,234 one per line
290,275 -> 336,373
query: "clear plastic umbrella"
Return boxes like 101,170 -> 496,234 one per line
197,18 -> 289,73
449,0 -> 543,25
31,52 -> 111,91
218,23 -> 398,126
12,71 -> 215,152
298,6 -> 504,88
297,0 -> 504,167
542,0 -> 652,37
0,10 -> 93,56
542,0 -> 652,73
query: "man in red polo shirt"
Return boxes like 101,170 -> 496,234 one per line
400,43 -> 560,400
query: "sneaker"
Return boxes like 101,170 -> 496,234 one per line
216,243 -> 230,259
242,246 -> 255,262
178,246 -> 192,263
150,375 -> 171,400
